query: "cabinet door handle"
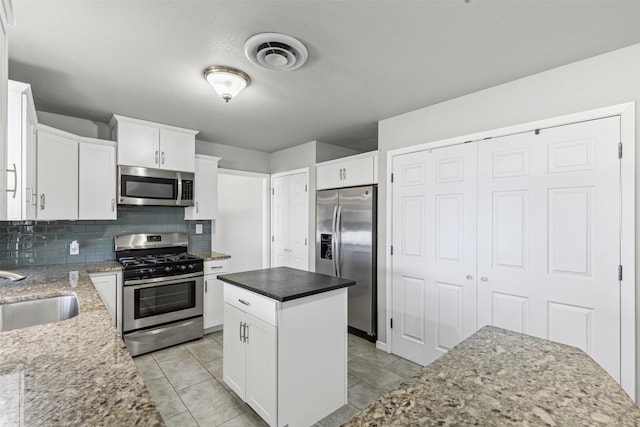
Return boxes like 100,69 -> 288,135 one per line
155,150 -> 159,164
239,321 -> 244,342
111,199 -> 116,212
6,163 -> 17,199
245,323 -> 249,344
161,151 -> 165,165
40,194 -> 45,210
238,299 -> 250,306
195,201 -> 199,213
343,168 -> 346,180
205,280 -> 208,293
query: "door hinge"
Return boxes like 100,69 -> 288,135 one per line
390,173 -> 394,183
390,318 -> 393,329
271,235 -> 274,242
618,264 -> 623,281
618,142 -> 623,159
305,184 -> 308,192
305,238 -> 307,246
390,245 -> 393,255
271,188 -> 274,195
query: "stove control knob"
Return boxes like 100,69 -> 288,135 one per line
187,264 -> 194,270
164,266 -> 172,273
179,265 -> 187,271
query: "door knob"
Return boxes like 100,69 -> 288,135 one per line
466,275 -> 474,280
480,277 -> 488,282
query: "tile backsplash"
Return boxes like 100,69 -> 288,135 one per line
0,206 -> 211,269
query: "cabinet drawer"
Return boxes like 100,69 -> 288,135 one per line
204,259 -> 229,274
224,283 -> 277,326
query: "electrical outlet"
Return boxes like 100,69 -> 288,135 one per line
195,224 -> 203,235
69,270 -> 79,287
70,240 -> 79,255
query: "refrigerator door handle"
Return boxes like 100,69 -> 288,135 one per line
331,206 -> 339,276
336,205 -> 343,278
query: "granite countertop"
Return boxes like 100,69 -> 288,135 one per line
344,326 -> 640,426
0,262 -> 164,426
193,251 -> 231,261
217,266 -> 355,302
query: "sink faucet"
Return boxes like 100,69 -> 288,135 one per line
0,270 -> 26,281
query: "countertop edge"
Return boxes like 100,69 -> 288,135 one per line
218,275 -> 355,302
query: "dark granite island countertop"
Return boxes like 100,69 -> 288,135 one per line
343,326 -> 640,426
217,266 -> 356,301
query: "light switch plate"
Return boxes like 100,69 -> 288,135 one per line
195,224 -> 203,234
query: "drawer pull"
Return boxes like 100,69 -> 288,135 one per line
238,299 -> 250,306
209,266 -> 224,269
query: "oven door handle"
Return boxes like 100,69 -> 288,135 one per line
124,272 -> 203,287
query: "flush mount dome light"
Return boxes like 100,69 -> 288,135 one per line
244,32 -> 308,71
203,66 -> 250,102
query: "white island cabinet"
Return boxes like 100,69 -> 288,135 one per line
220,267 -> 353,427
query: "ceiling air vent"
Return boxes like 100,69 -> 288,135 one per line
244,33 -> 308,71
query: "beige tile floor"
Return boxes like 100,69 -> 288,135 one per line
134,331 -> 422,427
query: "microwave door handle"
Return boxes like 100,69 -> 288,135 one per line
176,172 -> 182,206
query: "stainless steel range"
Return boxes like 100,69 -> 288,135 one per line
115,232 -> 204,356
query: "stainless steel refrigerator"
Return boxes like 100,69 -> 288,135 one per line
316,186 -> 377,341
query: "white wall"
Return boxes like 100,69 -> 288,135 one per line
196,140 -> 270,174
214,172 -> 269,272
37,111 -> 111,140
377,44 -> 640,394
316,141 -> 359,163
269,141 -> 316,174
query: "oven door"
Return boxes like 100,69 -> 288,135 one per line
123,273 -> 203,332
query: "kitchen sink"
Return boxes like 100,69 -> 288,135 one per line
0,294 -> 79,331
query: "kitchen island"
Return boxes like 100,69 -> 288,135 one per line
0,263 -> 163,426
344,326 -> 640,426
218,267 -> 356,427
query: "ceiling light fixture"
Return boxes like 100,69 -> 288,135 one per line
203,65 -> 250,103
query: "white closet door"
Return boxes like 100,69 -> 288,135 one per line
271,171 -> 309,270
287,172 -> 309,270
391,142 -> 477,365
477,116 -> 621,381
271,175 -> 290,268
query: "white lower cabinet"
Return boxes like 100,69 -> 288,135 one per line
89,272 -> 121,329
203,259 -> 228,332
224,303 -> 277,425
223,283 -> 348,427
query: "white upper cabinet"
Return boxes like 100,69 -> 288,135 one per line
79,138 -> 117,220
185,154 -> 220,220
0,2 -> 11,220
316,151 -> 378,190
6,80 -> 37,220
36,126 -> 78,220
110,114 -> 198,172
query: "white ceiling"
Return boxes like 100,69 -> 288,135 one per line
7,1 -> 640,153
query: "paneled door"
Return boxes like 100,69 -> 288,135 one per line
391,142 -> 477,365
271,171 -> 309,270
476,116 -> 621,381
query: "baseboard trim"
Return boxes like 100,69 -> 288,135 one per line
376,340 -> 387,352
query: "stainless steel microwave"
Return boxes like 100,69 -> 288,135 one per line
118,166 -> 194,206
